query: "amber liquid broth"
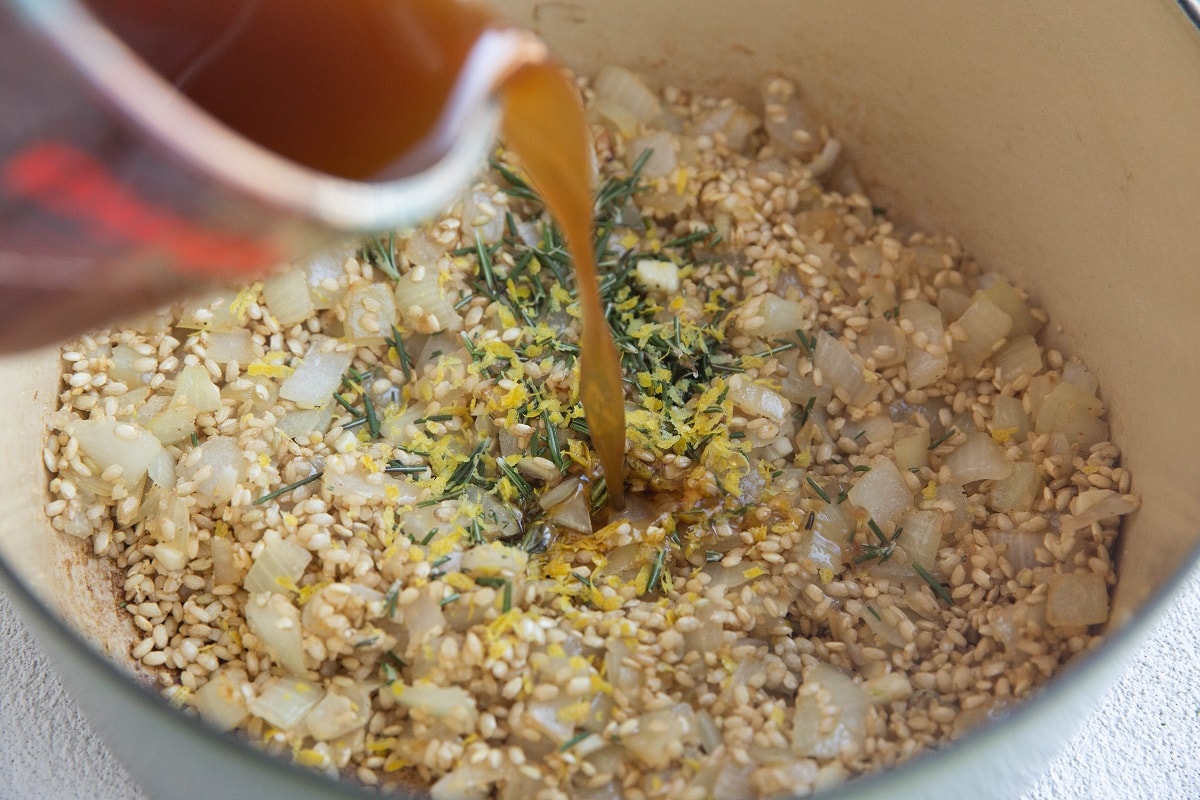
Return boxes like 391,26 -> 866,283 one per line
83,0 -> 628,505
501,65 -> 627,509
84,0 -> 496,179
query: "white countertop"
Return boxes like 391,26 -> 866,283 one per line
2,568 -> 1199,800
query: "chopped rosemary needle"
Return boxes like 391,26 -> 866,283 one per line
253,472 -> 322,505
928,428 -> 957,450
806,476 -> 832,504
558,730 -> 594,753
383,581 -> 401,619
913,561 -> 955,605
644,548 -> 667,595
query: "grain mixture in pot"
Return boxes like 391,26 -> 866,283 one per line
44,69 -> 1140,799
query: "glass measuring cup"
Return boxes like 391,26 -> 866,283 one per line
0,0 -> 545,351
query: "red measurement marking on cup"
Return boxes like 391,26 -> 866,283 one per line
1,141 -> 277,275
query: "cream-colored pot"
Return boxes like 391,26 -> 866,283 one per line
3,1 -> 1200,798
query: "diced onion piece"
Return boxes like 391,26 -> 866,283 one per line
343,282 -> 398,345
858,414 -> 894,445
305,249 -> 351,310
624,705 -> 699,769
538,476 -> 581,511
1045,572 -> 1110,627
711,761 -> 756,800
461,189 -> 506,244
146,400 -> 198,447
149,491 -> 189,549
279,340 -> 354,408
993,334 -> 1043,383
524,696 -> 577,744
629,132 -> 678,178
401,589 -> 445,657
592,96 -> 642,138
752,294 -> 810,339
244,592 -> 307,675
990,530 -> 1041,572
178,436 -> 246,506
248,677 -> 324,730
1034,380 -> 1108,449
210,535 -> 241,586
688,100 -> 761,153
987,461 -> 1043,513
760,74 -> 818,157
980,277 -> 1041,337
858,319 -> 906,368
277,404 -> 334,439
934,483 -> 970,528
430,762 -> 502,800
861,604 -> 906,648
697,710 -> 723,754
151,541 -> 189,573
944,432 -> 1012,485
193,668 -> 250,732
846,456 -> 911,533
814,332 -> 880,406
605,638 -> 644,696
792,664 -> 868,759
174,364 -> 221,413
108,344 -> 146,385
205,329 -> 260,365
393,682 -> 478,733
728,374 -> 791,424
1061,489 -> 1140,534
704,561 -> 767,591
900,299 -> 948,389
305,683 -> 372,741
954,294 -> 1012,373
70,417 -> 164,486
460,542 -> 528,578
1025,375 -> 1056,422
898,509 -> 944,571
381,404 -> 427,445
990,395 -> 1030,444
322,463 -> 420,506
263,268 -> 315,327
937,288 -> 971,322
244,539 -> 313,595
394,264 -> 462,334
146,447 -> 176,488
811,501 -> 855,550
547,489 -> 592,535
862,672 -> 913,704
634,258 -> 680,293
177,291 -> 240,332
114,386 -> 151,414
893,426 -> 930,472
870,509 -> 944,583
403,227 -> 446,267
594,65 -> 662,123
1062,358 -> 1100,395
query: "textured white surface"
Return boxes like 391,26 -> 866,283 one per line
1,569 -> 1199,800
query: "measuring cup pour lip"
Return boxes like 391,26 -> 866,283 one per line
7,0 -> 531,233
